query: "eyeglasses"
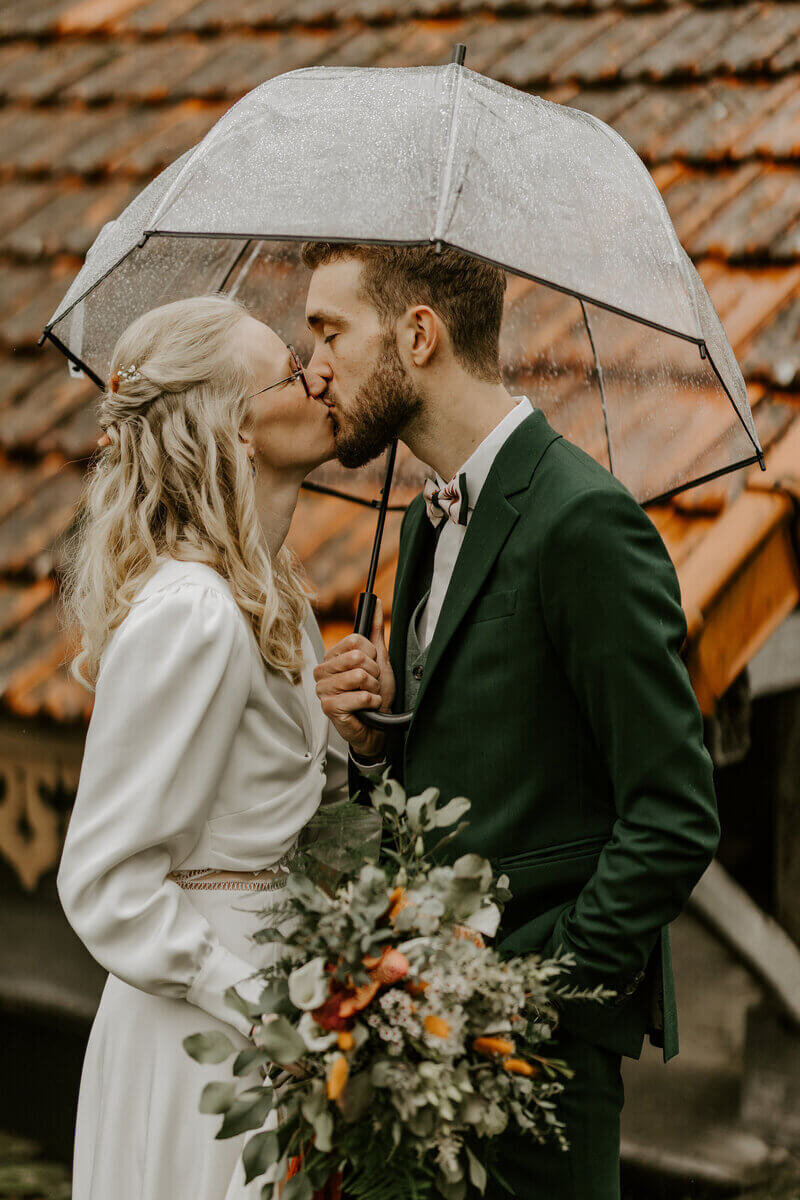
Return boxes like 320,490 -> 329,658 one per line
247,344 -> 310,402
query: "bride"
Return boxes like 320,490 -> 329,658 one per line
57,294 -> 384,1200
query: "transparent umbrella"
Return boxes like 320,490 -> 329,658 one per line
39,46 -> 763,729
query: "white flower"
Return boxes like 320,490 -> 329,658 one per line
461,901 -> 501,938
288,956 -> 330,1011
298,1011 -> 338,1052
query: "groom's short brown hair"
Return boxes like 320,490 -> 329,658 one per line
300,242 -> 507,383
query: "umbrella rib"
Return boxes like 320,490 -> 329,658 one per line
700,341 -> 765,467
579,297 -> 614,478
219,238 -> 255,294
641,454 -> 763,509
434,58 -> 467,245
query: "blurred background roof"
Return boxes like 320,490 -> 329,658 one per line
1,0 -> 800,724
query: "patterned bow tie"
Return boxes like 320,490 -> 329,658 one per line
423,472 -> 470,528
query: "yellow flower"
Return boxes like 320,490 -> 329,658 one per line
473,1036 -> 515,1057
337,1031 -> 354,1051
424,1014 -> 450,1038
503,1058 -> 538,1077
387,887 -> 410,924
326,1054 -> 349,1100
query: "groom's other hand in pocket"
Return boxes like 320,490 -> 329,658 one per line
314,598 -> 395,760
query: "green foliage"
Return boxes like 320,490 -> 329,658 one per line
342,1132 -> 437,1200
198,1082 -> 236,1114
233,1047 -> 270,1076
242,1130 -> 280,1184
182,1031 -> 235,1064
216,1090 -> 274,1140
257,1016 -> 307,1065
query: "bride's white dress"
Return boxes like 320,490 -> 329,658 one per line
57,557 -> 349,1200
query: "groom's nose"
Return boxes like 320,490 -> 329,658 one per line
305,358 -> 332,400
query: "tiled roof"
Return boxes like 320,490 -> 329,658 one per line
1,0 -> 799,723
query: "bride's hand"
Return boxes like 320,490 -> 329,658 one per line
314,598 -> 395,760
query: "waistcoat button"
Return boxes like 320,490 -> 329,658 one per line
412,664 -> 424,680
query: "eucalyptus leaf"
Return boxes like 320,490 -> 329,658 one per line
282,1174 -> 313,1200
285,873 -> 333,913
432,796 -> 471,828
259,979 -> 293,1016
309,1108 -> 334,1153
337,1070 -> 374,1123
199,1081 -> 237,1114
465,1146 -> 487,1194
216,1092 -> 273,1140
243,1131 -> 280,1183
428,820 -> 471,858
233,1047 -> 270,1076
276,1112 -> 301,1156
437,1173 -> 467,1200
257,1015 -> 307,1065
183,1031 -> 235,1064
224,983 -> 261,1019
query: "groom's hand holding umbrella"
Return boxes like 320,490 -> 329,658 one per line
313,599 -> 396,761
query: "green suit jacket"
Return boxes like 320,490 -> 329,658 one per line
351,409 -> 719,1062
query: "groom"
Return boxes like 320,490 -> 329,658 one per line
306,242 -> 719,1198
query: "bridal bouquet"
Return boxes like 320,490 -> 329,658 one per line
185,779 -> 611,1200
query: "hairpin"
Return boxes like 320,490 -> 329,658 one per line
109,364 -> 142,392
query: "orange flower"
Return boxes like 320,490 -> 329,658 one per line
474,1036 -> 515,1057
371,947 -> 409,986
338,979 -> 380,1019
453,924 -> 485,949
327,1054 -> 349,1101
424,1014 -> 450,1038
503,1058 -> 538,1077
387,887 -> 410,924
337,1031 -> 355,1051
405,978 -> 429,997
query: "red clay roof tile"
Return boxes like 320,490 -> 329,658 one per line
1,0 -> 800,721
689,165 -> 800,259
493,11 -> 620,88
553,8 -> 687,85
0,465 -> 83,577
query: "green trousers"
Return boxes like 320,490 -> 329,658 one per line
484,1026 -> 624,1200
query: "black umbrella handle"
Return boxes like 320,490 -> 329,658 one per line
353,591 -> 413,730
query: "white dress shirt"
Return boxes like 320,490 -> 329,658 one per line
351,396 -> 534,777
57,557 -> 348,1039
417,397 -> 533,648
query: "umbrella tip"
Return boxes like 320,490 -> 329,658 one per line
451,44 -> 466,66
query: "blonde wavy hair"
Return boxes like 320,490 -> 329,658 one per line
63,293 -> 311,690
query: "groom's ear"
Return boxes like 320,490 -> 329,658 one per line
400,305 -> 440,369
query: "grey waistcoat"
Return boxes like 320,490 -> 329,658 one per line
405,588 -> 431,711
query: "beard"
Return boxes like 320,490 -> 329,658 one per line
332,333 -> 423,469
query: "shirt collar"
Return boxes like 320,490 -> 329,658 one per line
433,397 -> 534,515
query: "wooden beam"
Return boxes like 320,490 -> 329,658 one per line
679,422 -> 800,714
689,860 -> 800,1026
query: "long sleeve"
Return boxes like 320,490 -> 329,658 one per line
533,486 -> 720,992
303,606 -> 349,805
57,582 -> 263,1039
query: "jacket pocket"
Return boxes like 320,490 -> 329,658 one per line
471,588 -> 518,624
494,835 -> 609,924
496,833 -> 608,873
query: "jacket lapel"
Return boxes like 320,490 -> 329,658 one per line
388,494 -> 431,711
407,409 -> 562,731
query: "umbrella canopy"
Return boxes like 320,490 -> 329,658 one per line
40,57 -> 762,507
